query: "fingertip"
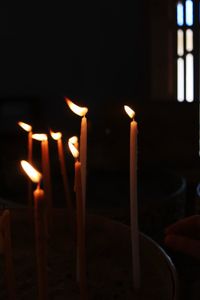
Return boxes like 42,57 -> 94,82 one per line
164,234 -> 177,248
164,227 -> 170,235
164,224 -> 176,235
164,234 -> 170,245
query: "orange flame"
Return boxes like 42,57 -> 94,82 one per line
68,136 -> 78,145
68,136 -> 79,152
50,130 -> 62,140
18,121 -> 32,132
32,133 -> 48,141
21,160 -> 42,183
124,105 -> 135,119
65,98 -> 88,117
68,137 -> 79,159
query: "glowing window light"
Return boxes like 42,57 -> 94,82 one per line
177,2 -> 184,26
186,29 -> 193,51
177,58 -> 184,102
177,29 -> 184,56
185,0 -> 193,26
199,3 -> 200,24
186,53 -> 194,102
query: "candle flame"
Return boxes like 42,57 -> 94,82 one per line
68,137 -> 79,158
21,160 -> 42,183
65,98 -> 88,117
124,105 -> 135,119
68,136 -> 78,145
32,133 -> 48,141
18,121 -> 32,132
50,130 -> 62,140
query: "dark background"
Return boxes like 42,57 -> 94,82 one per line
0,0 -> 198,215
0,1 -> 145,100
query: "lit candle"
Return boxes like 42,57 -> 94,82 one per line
50,130 -> 73,224
69,136 -> 79,192
32,133 -> 53,226
0,210 -> 16,300
65,98 -> 88,227
68,135 -> 79,151
21,160 -> 48,300
124,105 -> 140,290
68,138 -> 87,300
18,121 -> 33,207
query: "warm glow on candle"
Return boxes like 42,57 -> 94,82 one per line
50,130 -> 62,140
21,160 -> 42,183
65,98 -> 88,117
18,121 -> 32,132
126,105 -> 140,289
68,138 -> 79,158
32,133 -> 48,141
124,105 -> 135,119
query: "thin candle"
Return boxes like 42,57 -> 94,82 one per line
32,133 -> 53,226
50,130 -> 73,224
68,137 -> 87,300
124,105 -> 140,290
69,136 -> 79,192
18,121 -> 33,207
21,160 -> 48,300
65,98 -> 88,227
0,210 -> 16,300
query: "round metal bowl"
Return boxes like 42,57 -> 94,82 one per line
0,209 -> 178,299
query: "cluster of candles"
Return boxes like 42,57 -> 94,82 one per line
0,98 -> 140,300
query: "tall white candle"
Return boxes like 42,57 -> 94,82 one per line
65,98 -> 88,227
124,105 -> 140,290
68,139 -> 87,300
80,115 -> 87,225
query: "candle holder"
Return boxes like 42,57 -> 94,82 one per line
0,210 -> 177,300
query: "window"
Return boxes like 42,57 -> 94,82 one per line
176,0 -> 194,102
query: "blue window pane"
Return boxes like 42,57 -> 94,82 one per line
177,2 -> 184,26
186,0 -> 193,26
199,1 -> 200,24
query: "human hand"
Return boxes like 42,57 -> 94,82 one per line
164,215 -> 200,260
